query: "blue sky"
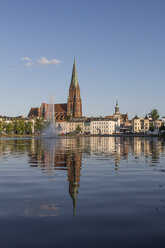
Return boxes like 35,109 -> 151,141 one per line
0,0 -> 165,118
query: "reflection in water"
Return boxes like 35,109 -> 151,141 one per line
0,137 -> 165,215
23,203 -> 59,217
28,138 -> 82,215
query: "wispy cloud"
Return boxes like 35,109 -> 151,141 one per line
21,57 -> 32,61
25,61 -> 34,67
38,56 -> 61,65
20,56 -> 61,69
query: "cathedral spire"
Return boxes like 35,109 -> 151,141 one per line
67,58 -> 82,117
70,58 -> 78,88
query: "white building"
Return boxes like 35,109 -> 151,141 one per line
56,117 -> 120,135
89,117 -> 120,135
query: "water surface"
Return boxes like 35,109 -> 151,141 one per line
0,137 -> 165,248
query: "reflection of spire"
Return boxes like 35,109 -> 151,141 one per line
67,152 -> 82,216
69,182 -> 79,216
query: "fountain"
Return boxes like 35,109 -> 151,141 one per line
43,95 -> 58,137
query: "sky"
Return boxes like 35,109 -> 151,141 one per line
0,0 -> 165,118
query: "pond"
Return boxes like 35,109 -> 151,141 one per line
0,137 -> 165,248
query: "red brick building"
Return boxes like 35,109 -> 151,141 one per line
28,59 -> 82,121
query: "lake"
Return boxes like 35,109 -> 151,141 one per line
0,137 -> 165,248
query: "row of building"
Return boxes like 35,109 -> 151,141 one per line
1,59 -> 164,135
55,116 -> 120,135
54,112 -> 165,135
132,115 -> 165,134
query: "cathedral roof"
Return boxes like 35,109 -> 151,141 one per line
28,107 -> 39,118
55,103 -> 67,113
70,58 -> 78,88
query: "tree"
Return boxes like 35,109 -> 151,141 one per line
149,123 -> 154,132
25,121 -> 32,134
14,120 -> 22,134
0,121 -> 4,134
34,118 -> 45,133
5,122 -> 14,134
149,109 -> 159,121
76,125 -> 82,133
65,114 -> 71,121
159,122 -> 165,131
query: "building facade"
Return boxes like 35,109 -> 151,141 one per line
56,117 -> 120,135
132,114 -> 163,133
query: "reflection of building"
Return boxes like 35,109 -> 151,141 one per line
67,152 -> 82,215
28,59 -> 82,121
23,137 -> 165,214
28,139 -> 82,215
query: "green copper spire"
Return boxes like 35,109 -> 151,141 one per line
70,58 -> 78,88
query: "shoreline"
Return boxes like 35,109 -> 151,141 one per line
0,134 -> 40,138
0,134 -> 164,138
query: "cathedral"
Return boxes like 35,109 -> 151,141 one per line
28,59 -> 82,121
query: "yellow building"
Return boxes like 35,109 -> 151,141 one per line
132,115 -> 141,133
140,115 -> 150,133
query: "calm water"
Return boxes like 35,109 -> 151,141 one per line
0,137 -> 165,248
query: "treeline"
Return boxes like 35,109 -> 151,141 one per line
0,118 -> 46,135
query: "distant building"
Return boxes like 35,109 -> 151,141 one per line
152,119 -> 162,130
106,99 -> 131,132
28,59 -> 82,121
56,117 -> 119,135
140,115 -> 150,132
89,117 -> 120,135
132,115 -> 141,133
132,114 -> 163,133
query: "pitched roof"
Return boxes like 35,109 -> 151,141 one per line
133,115 -> 139,120
144,114 -> 149,120
28,108 -> 39,117
55,104 -> 67,113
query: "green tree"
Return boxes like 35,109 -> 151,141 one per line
149,123 -> 154,132
159,122 -> 165,131
14,120 -> 22,134
149,109 -> 159,121
0,121 -> 4,134
19,120 -> 25,134
34,118 -> 45,133
65,114 -> 71,121
5,122 -> 14,134
76,125 -> 82,133
25,121 -> 32,134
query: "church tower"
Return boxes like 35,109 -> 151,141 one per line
115,97 -> 120,114
67,59 -> 82,118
